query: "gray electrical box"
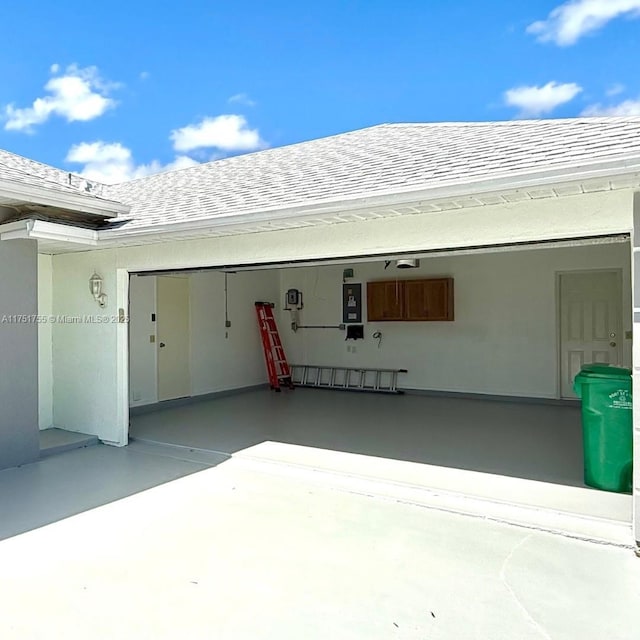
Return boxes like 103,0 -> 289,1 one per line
343,283 -> 362,323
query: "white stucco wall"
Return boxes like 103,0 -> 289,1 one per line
37,254 -> 53,429
189,270 -> 279,396
278,243 -> 632,398
129,270 -> 279,406
105,188 -> 632,272
51,249 -> 120,442
46,189 -> 633,446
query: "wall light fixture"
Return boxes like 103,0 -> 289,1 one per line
89,272 -> 107,308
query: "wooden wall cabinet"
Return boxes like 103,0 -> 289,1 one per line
367,278 -> 454,322
366,280 -> 404,321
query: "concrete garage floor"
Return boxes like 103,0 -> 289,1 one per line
131,389 -> 586,486
129,389 -> 633,534
39,427 -> 99,458
0,447 -> 638,640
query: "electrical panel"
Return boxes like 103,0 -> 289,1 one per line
343,283 -> 362,323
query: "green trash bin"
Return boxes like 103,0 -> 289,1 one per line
573,363 -> 633,493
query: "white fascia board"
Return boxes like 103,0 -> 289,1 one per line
0,179 -> 130,218
99,166 -> 640,243
0,219 -> 98,245
28,220 -> 98,245
0,219 -> 32,240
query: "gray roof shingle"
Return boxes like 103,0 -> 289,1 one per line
0,149 -> 109,200
104,117 -> 640,230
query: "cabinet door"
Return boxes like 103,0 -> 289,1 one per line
404,278 -> 454,321
367,280 -> 404,321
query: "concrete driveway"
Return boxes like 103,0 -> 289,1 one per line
0,443 -> 638,639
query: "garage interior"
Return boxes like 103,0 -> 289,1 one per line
127,237 -> 634,526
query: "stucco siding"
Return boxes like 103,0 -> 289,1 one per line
0,239 -> 39,468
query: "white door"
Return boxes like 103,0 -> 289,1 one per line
157,276 -> 191,401
559,270 -> 622,398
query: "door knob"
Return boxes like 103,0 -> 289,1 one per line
159,342 -> 166,348
610,342 -> 617,347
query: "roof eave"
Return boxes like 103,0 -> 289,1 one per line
0,219 -> 98,245
0,179 -> 130,218
99,160 -> 640,240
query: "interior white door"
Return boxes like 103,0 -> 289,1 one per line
559,270 -> 622,398
157,276 -> 191,401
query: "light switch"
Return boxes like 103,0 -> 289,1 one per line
150,335 -> 156,343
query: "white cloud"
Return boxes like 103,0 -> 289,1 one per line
228,93 -> 256,107
4,64 -> 118,132
582,98 -> 640,116
170,114 -> 265,153
527,0 -> 640,46
66,141 -> 199,185
504,81 -> 583,117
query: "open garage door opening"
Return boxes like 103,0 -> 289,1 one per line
126,236 -> 633,529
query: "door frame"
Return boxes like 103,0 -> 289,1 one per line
116,268 -> 130,446
555,268 -> 623,400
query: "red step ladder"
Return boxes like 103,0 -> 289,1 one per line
255,302 -> 293,392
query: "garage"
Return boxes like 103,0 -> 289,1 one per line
125,236 -> 633,532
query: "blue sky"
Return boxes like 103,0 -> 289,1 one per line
0,0 -> 639,183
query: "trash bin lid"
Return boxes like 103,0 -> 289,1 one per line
577,363 -> 631,380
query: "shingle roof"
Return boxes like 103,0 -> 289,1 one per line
3,117 -> 640,232
105,116 -> 640,231
0,149 -> 106,199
